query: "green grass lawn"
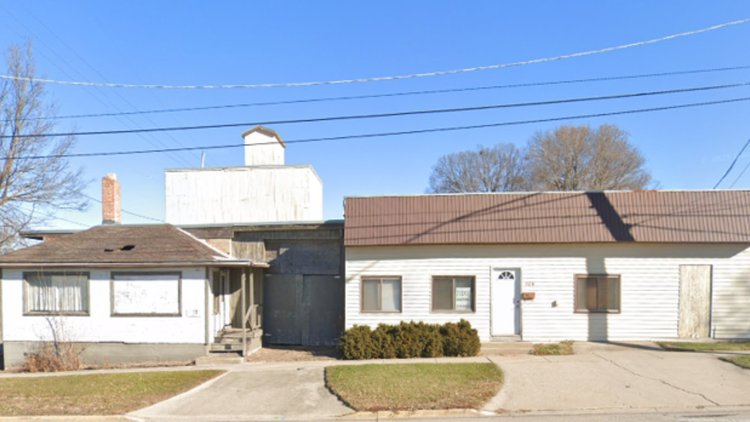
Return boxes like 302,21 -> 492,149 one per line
325,363 -> 503,411
530,341 -> 574,356
722,355 -> 750,369
657,341 -> 750,352
0,370 -> 223,416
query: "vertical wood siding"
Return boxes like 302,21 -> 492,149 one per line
165,166 -> 323,225
345,244 -> 750,341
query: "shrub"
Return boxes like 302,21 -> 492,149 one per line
371,324 -> 397,359
441,320 -> 481,357
340,325 -> 375,360
393,322 -> 423,358
416,322 -> 444,358
340,320 -> 480,360
21,342 -> 82,372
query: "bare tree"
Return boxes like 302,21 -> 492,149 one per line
526,124 -> 651,191
428,144 -> 528,193
0,44 -> 86,252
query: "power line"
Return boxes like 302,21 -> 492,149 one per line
1,18 -> 748,89
16,204 -> 90,228
729,160 -> 750,188
5,65 -> 750,122
4,81 -> 750,139
0,5 -> 196,168
12,95 -> 750,160
81,193 -> 163,222
714,138 -> 750,188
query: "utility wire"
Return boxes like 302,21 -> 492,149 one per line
0,5 -> 195,167
1,18 -> 748,89
3,81 -> 749,139
714,137 -> 750,188
81,193 -> 164,222
729,159 -> 750,188
16,203 -> 90,228
11,95 -> 750,160
5,65 -> 750,122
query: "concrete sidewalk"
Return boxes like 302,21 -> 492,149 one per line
128,343 -> 750,421
485,342 -> 750,415
131,362 -> 353,421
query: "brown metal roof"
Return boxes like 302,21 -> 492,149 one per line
344,191 -> 750,246
0,224 -> 259,267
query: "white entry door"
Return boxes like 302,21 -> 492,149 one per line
212,269 -> 231,333
491,268 -> 521,336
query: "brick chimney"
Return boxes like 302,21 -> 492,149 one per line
102,173 -> 121,224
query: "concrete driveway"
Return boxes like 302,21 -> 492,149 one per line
132,362 -> 352,421
485,343 -> 750,414
131,343 -> 750,421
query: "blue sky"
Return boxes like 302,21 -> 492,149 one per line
1,1 -> 749,227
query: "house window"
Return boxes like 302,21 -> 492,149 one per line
432,276 -> 475,312
361,277 -> 401,313
575,274 -> 621,313
24,272 -> 89,315
111,272 -> 181,316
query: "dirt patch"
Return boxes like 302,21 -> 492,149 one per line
246,346 -> 340,362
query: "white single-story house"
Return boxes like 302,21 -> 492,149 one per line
343,191 -> 750,342
0,175 -> 266,368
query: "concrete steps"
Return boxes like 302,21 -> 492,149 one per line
209,342 -> 244,352
209,328 -> 264,354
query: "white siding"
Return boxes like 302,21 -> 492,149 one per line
345,244 -> 750,342
244,130 -> 285,166
165,166 -> 323,225
2,267 -> 207,344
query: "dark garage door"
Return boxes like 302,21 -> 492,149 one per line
262,274 -> 344,346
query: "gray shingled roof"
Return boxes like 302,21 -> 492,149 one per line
344,190 -> 750,246
0,224 -> 258,267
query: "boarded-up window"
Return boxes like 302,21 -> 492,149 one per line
361,277 -> 401,313
432,276 -> 475,312
112,272 -> 181,316
24,272 -> 89,315
575,274 -> 620,313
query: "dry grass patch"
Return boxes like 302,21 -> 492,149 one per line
0,370 -> 223,416
657,341 -> 750,352
530,341 -> 574,356
325,363 -> 502,411
246,345 -> 339,362
722,355 -> 750,369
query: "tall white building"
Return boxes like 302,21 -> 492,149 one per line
165,126 -> 323,225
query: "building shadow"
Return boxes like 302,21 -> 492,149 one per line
585,192 -> 635,342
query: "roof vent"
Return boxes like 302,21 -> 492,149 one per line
121,245 -> 135,251
104,248 -> 114,252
